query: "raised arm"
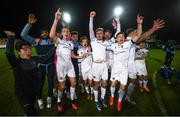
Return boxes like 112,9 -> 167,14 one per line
89,11 -> 96,41
4,31 -> 18,67
109,16 -> 121,43
35,45 -> 56,63
21,13 -> 38,45
131,15 -> 143,42
113,16 -> 121,37
49,8 -> 61,41
138,19 -> 165,42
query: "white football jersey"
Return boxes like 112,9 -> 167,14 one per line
91,39 -> 111,62
105,37 -> 116,61
135,48 -> 149,62
56,38 -> 74,61
77,46 -> 92,72
107,40 -> 133,68
126,36 -> 136,63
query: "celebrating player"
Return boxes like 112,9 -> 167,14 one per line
78,36 -> 94,100
108,15 -> 143,112
49,8 -> 84,112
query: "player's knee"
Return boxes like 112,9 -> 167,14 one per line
84,80 -> 88,85
94,82 -> 99,90
143,76 -> 148,80
101,82 -> 107,88
89,80 -> 93,86
138,75 -> 143,80
120,84 -> 126,90
71,81 -> 76,87
111,80 -> 116,87
58,84 -> 65,91
130,79 -> 136,83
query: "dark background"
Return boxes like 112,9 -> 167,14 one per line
0,0 -> 180,41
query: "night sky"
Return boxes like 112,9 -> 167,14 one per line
0,0 -> 180,41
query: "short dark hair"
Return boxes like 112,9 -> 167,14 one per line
39,28 -> 48,33
61,26 -> 70,32
105,29 -> 112,34
71,31 -> 78,35
116,31 -> 125,38
15,40 -> 31,51
80,36 -> 88,42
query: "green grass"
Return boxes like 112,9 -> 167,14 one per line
0,48 -> 180,116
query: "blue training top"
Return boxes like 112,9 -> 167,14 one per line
21,23 -> 54,64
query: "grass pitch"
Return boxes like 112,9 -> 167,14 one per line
0,48 -> 180,116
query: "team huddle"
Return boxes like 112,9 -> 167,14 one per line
4,8 -> 165,116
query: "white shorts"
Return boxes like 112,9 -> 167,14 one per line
135,61 -> 148,76
128,62 -> 137,79
111,67 -> 128,85
92,62 -> 108,82
81,69 -> 93,80
56,56 -> 75,82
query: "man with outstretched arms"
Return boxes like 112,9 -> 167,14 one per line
107,15 -> 143,112
125,19 -> 165,104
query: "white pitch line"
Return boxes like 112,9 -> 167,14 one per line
152,70 -> 168,116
